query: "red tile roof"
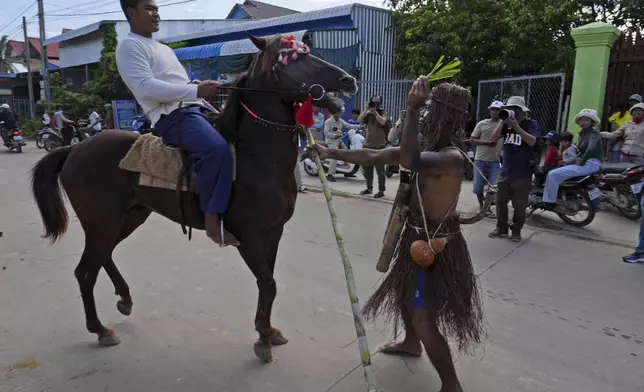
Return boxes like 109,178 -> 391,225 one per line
9,38 -> 59,59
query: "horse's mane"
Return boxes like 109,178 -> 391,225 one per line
214,34 -> 284,143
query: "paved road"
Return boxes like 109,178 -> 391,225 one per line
1,145 -> 644,392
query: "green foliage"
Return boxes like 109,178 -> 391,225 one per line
167,41 -> 187,49
20,117 -> 43,139
390,0 -> 644,92
0,35 -> 13,74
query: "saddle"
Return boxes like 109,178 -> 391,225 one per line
118,133 -> 236,239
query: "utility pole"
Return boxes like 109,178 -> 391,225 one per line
22,16 -> 36,117
37,0 -> 50,101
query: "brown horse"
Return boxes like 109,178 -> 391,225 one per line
30,34 -> 358,362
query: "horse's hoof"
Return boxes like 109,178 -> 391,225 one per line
269,329 -> 288,346
253,340 -> 273,363
98,329 -> 121,347
117,300 -> 132,316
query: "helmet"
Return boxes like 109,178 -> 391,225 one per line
0,104 -> 9,109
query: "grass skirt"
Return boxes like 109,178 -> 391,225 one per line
363,212 -> 485,352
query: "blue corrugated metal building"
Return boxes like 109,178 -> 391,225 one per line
170,4 -> 409,120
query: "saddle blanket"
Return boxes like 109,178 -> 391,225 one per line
118,133 -> 236,192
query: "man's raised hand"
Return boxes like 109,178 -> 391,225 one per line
197,80 -> 221,99
408,76 -> 430,110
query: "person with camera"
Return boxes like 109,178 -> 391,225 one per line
324,111 -> 361,182
488,96 -> 540,242
470,101 -> 504,216
357,95 -> 392,198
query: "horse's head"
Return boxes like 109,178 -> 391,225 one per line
247,34 -> 358,114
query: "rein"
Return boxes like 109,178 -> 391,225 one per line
239,101 -> 302,133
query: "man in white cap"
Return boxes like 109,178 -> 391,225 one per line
543,109 -> 602,209
470,100 -> 504,215
629,94 -> 642,108
489,96 -> 540,242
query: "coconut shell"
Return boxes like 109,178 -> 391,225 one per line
410,237 -> 449,267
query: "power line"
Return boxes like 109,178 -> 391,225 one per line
0,1 -> 38,35
48,0 -> 197,17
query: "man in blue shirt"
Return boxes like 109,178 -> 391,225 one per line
488,96 -> 540,242
311,106 -> 325,141
342,108 -> 362,148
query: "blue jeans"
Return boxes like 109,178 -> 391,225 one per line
543,159 -> 601,203
637,193 -> 644,254
473,160 -> 501,194
153,107 -> 233,214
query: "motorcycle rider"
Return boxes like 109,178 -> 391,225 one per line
0,103 -> 18,145
88,108 -> 103,134
54,107 -> 74,146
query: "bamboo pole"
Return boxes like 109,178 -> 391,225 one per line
306,130 -> 377,392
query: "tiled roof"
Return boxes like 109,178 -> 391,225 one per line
8,38 -> 59,59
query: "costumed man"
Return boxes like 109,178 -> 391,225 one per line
116,0 -> 238,246
313,77 -> 486,392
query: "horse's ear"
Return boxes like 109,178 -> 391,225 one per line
247,33 -> 267,50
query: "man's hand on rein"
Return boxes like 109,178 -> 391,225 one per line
197,80 -> 221,99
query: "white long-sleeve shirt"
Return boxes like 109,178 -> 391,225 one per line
115,32 -> 202,126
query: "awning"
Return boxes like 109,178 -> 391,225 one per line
174,30 -> 307,61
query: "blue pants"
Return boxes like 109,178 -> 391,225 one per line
154,107 -> 232,214
412,266 -> 431,308
472,160 -> 501,194
543,158 -> 601,203
638,193 -> 644,254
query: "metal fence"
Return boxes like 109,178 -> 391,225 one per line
477,73 -> 566,134
0,96 -> 36,121
357,80 -> 414,121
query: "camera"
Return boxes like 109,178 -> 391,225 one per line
332,127 -> 338,132
499,109 -> 515,120
368,101 -> 376,108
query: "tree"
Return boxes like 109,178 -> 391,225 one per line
83,24 -> 132,102
0,35 -> 14,73
390,0 -> 644,91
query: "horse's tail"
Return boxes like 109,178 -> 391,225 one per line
31,146 -> 73,243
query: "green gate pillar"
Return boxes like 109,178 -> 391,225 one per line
567,22 -> 620,139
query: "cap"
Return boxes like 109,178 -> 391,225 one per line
544,131 -> 560,141
488,101 -> 504,109
629,94 -> 643,103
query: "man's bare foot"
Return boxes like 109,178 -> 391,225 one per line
378,340 -> 423,357
439,383 -> 463,392
205,213 -> 240,247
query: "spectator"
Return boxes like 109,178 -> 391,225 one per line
342,108 -> 362,148
559,132 -> 578,166
606,101 -> 632,162
388,110 -> 406,145
623,194 -> 644,263
470,101 -> 503,215
543,109 -> 602,210
311,106 -> 325,142
601,102 -> 644,164
542,132 -> 561,171
89,108 -> 102,133
294,130 -> 308,193
324,111 -> 361,182
357,94 -> 392,198
489,96 -> 539,242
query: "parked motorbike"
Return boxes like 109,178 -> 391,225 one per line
76,119 -> 96,141
42,123 -> 85,152
131,114 -> 152,135
36,127 -> 53,149
528,171 -> 599,227
596,162 -> 644,220
0,121 -> 26,153
301,146 -> 361,178
385,141 -> 400,178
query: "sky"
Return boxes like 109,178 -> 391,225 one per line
0,0 -> 388,42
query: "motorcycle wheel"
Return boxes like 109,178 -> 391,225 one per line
44,139 -> 61,152
557,188 -> 596,227
36,136 -> 45,149
304,161 -> 319,176
616,188 -> 642,221
16,144 -> 22,153
71,137 -> 80,146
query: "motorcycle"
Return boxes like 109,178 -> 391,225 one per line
0,121 -> 26,153
385,140 -> 400,178
131,114 -> 152,135
301,145 -> 361,178
76,119 -> 97,141
528,170 -> 599,227
462,139 -> 475,181
596,162 -> 644,220
42,123 -> 84,152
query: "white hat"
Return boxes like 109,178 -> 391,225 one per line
574,108 -> 600,125
630,102 -> 644,114
488,101 -> 504,109
0,103 -> 9,109
629,94 -> 642,103
503,96 -> 529,112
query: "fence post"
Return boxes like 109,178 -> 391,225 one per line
567,22 -> 620,139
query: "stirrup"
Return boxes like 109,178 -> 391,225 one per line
219,217 -> 227,248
